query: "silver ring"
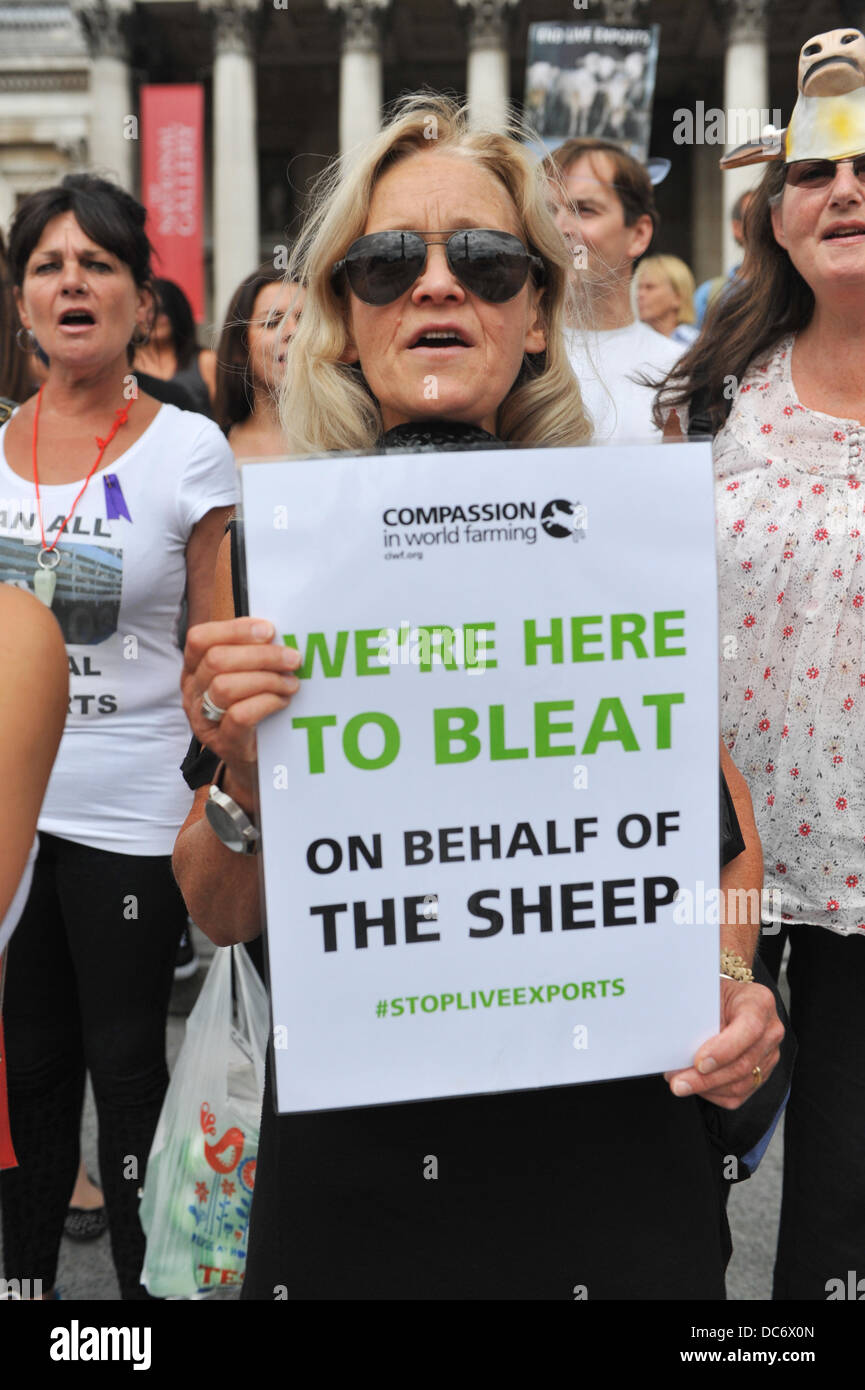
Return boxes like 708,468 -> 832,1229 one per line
36,547 -> 61,571
201,688 -> 227,723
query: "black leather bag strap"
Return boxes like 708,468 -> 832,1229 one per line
180,515 -> 245,790
720,770 -> 746,867
180,735 -> 218,790
228,517 -> 248,617
687,385 -> 734,440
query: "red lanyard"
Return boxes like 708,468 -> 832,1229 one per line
32,385 -> 132,552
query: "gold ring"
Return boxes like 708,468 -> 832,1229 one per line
752,1065 -> 762,1089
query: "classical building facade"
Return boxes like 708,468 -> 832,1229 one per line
1,0 -> 862,331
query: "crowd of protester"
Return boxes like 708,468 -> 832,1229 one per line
0,27 -> 862,1303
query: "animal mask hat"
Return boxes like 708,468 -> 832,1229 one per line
720,28 -> 865,169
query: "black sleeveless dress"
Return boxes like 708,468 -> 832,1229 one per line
242,1067 -> 730,1300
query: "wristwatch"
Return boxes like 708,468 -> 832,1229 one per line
205,763 -> 261,855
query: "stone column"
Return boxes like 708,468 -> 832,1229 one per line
692,141 -> 724,286
719,0 -> 771,271
0,172 -> 15,234
325,0 -> 390,158
202,0 -> 261,328
455,0 -> 518,131
72,0 -> 134,190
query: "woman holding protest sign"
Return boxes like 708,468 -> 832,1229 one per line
657,27 -> 865,1301
174,95 -> 782,1300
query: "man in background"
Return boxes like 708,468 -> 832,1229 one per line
546,137 -> 682,442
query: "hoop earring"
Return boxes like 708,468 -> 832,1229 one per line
16,326 -> 40,354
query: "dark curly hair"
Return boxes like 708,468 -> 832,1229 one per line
8,174 -> 155,365
8,173 -> 153,290
0,227 -> 33,400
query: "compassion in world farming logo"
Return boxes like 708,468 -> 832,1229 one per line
378,497 -> 590,558
541,499 -> 588,540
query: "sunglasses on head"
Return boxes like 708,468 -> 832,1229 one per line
785,155 -> 865,188
331,229 -> 546,305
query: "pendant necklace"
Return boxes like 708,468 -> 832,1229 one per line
31,384 -> 133,607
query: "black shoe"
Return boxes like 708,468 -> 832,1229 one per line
174,921 -> 200,981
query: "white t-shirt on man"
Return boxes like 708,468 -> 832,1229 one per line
566,319 -> 683,443
0,403 -> 238,855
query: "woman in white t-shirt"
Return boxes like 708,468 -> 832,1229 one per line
658,141 -> 865,1299
0,174 -> 237,1299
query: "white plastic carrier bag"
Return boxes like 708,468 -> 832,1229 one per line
140,943 -> 268,1297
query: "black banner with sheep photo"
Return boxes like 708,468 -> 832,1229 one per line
524,19 -> 660,162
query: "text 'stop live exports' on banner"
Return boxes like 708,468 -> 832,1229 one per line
240,442 -> 720,1113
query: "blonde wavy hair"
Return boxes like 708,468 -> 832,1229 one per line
279,93 -> 591,453
635,254 -> 697,327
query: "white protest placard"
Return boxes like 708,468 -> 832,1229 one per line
240,443 -> 720,1113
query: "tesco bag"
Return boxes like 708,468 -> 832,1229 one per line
140,943 -> 268,1297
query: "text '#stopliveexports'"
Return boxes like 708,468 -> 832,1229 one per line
373,977 -> 625,1018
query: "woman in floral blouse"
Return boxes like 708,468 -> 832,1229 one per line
658,152 -> 865,1299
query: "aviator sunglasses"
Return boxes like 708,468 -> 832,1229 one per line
785,155 -> 865,188
331,229 -> 546,305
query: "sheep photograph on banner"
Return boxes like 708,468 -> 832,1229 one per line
524,19 -> 660,161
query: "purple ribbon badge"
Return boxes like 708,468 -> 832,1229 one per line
103,473 -> 132,523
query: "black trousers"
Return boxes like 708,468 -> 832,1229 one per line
0,833 -> 185,1299
759,924 -> 865,1300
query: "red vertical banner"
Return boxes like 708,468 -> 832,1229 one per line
140,85 -> 205,322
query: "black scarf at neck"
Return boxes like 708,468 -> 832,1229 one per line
382,420 -> 504,452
